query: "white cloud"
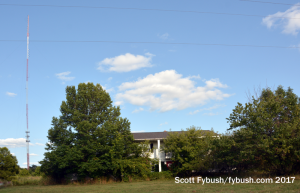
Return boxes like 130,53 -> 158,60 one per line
203,112 -> 221,116
189,110 -> 200,115
116,70 -> 232,112
35,143 -> 44,146
189,104 -> 226,115
98,53 -> 154,72
11,153 -> 15,156
115,101 -> 123,106
132,107 -> 144,113
262,3 -> 300,35
55,71 -> 75,83
0,138 -> 26,148
22,162 -> 40,165
159,122 -> 168,126
188,75 -> 201,80
29,153 -> 38,156
6,92 -> 17,97
108,77 -> 113,81
158,33 -> 169,40
131,130 -> 145,133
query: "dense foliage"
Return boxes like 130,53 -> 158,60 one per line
0,147 -> 19,181
38,83 -> 300,181
212,86 -> 300,175
40,83 -> 153,182
162,126 -> 215,175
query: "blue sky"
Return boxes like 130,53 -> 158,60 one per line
1,0 -> 300,167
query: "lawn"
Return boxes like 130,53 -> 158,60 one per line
1,179 -> 300,193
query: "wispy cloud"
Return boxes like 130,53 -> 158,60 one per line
262,3 -> 300,35
159,122 -> 168,126
131,130 -> 145,133
158,33 -> 169,40
0,138 -> 26,148
6,92 -> 17,97
132,107 -> 144,113
22,162 -> 40,165
29,153 -> 38,156
55,71 -> 75,84
35,143 -> 44,146
100,85 -> 114,93
116,70 -> 232,112
203,112 -> 221,116
98,53 -> 154,72
189,104 -> 226,115
188,75 -> 201,80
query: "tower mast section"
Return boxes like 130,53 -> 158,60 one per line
26,15 -> 30,170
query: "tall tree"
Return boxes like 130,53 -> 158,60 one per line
162,126 -> 215,175
0,147 -> 19,181
40,83 -> 151,182
226,85 -> 300,174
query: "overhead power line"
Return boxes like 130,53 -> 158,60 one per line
1,39 -> 299,49
240,0 -> 300,7
0,3 -> 300,19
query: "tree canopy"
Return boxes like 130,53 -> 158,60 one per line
162,126 -> 215,175
0,147 -> 19,181
222,85 -> 300,174
40,83 -> 152,182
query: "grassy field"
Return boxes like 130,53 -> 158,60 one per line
1,178 -> 300,193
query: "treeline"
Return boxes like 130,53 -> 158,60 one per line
1,83 -> 299,183
164,86 -> 300,176
0,147 -> 43,182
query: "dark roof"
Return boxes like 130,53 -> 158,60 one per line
132,130 -> 213,140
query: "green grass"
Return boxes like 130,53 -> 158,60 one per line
1,178 -> 300,193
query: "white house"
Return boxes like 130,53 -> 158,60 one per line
132,130 -> 214,172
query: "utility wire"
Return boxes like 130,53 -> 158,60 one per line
240,0 -> 300,7
0,3 -> 300,19
1,39 -> 299,49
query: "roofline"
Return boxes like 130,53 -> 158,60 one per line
134,136 -> 220,141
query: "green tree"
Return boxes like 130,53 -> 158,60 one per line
162,126 -> 215,175
226,85 -> 300,174
33,166 -> 42,176
19,168 -> 30,176
40,83 -> 152,182
29,164 -> 38,174
0,147 -> 19,181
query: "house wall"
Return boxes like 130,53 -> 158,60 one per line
147,140 -> 172,162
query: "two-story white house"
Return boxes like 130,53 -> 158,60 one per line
132,130 -> 214,172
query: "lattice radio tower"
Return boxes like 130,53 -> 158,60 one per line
25,15 -> 30,170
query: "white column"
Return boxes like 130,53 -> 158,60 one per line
158,139 -> 161,172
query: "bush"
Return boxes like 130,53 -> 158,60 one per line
12,176 -> 42,186
19,169 -> 30,176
